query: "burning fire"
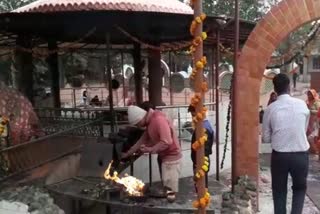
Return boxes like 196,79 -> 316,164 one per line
104,161 -> 145,196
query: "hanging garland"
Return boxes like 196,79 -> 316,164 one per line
188,0 -> 211,211
0,116 -> 10,174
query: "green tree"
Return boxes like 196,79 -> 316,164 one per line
0,0 -> 35,12
203,0 -> 265,21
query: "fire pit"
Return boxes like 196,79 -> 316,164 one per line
120,187 -> 148,203
104,161 -> 146,199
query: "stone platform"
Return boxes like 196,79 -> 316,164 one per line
47,175 -> 228,214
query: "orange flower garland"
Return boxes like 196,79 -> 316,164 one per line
0,116 -> 9,136
193,190 -> 211,208
190,56 -> 207,79
189,0 -> 211,208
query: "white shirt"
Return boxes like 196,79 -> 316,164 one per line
262,94 -> 310,152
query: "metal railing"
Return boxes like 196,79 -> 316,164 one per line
59,86 -> 217,107
34,103 -> 216,146
0,120 -> 104,182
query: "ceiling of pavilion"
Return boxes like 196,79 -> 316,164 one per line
0,0 -> 255,54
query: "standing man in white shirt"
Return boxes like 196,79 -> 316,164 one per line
262,73 -> 310,214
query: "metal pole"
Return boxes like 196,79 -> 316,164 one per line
73,89 -> 76,108
121,51 -> 126,106
169,52 -> 173,105
231,0 -> 240,191
210,49 -> 214,108
106,33 -> 115,133
178,108 -> 182,146
149,154 -> 152,186
215,29 -> 220,181
133,43 -> 143,105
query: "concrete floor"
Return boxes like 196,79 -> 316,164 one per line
259,154 -> 320,214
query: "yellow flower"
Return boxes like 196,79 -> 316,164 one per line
204,135 -> 208,141
199,136 -> 206,145
195,17 -> 202,24
201,56 -> 207,65
195,172 -> 201,179
196,61 -> 204,69
201,32 -> 207,40
204,161 -> 209,166
205,192 -> 210,198
202,165 -> 209,172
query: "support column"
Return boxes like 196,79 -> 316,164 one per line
133,43 -> 143,105
15,35 -> 34,104
232,0 -> 240,189
148,48 -> 162,106
303,56 -> 309,83
215,29 -> 220,181
47,40 -> 61,108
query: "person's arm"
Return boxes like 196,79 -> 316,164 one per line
262,108 -> 272,144
310,109 -> 318,115
124,131 -> 148,156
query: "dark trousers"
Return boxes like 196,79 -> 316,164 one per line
271,151 -> 309,214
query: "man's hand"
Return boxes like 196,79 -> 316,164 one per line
140,145 -> 151,153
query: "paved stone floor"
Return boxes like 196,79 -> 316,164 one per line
259,154 -> 320,214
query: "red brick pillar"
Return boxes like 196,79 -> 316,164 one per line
234,0 -> 320,180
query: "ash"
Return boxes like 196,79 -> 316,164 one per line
0,185 -> 65,214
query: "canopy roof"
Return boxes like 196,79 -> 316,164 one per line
0,0 -> 255,53
13,0 -> 193,14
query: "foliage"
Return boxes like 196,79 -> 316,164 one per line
0,0 -> 35,12
203,0 -> 265,22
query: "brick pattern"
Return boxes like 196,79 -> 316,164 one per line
235,0 -> 318,180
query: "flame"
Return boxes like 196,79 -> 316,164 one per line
104,161 -> 145,196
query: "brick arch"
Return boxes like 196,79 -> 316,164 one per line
234,0 -> 318,180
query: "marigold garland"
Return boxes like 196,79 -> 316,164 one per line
0,116 -> 9,137
189,0 -> 211,209
193,190 -> 211,208
190,56 -> 207,79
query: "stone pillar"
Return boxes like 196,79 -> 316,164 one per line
15,35 -> 34,104
148,48 -> 162,106
47,40 -> 61,108
303,56 -> 309,83
133,43 -> 143,105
